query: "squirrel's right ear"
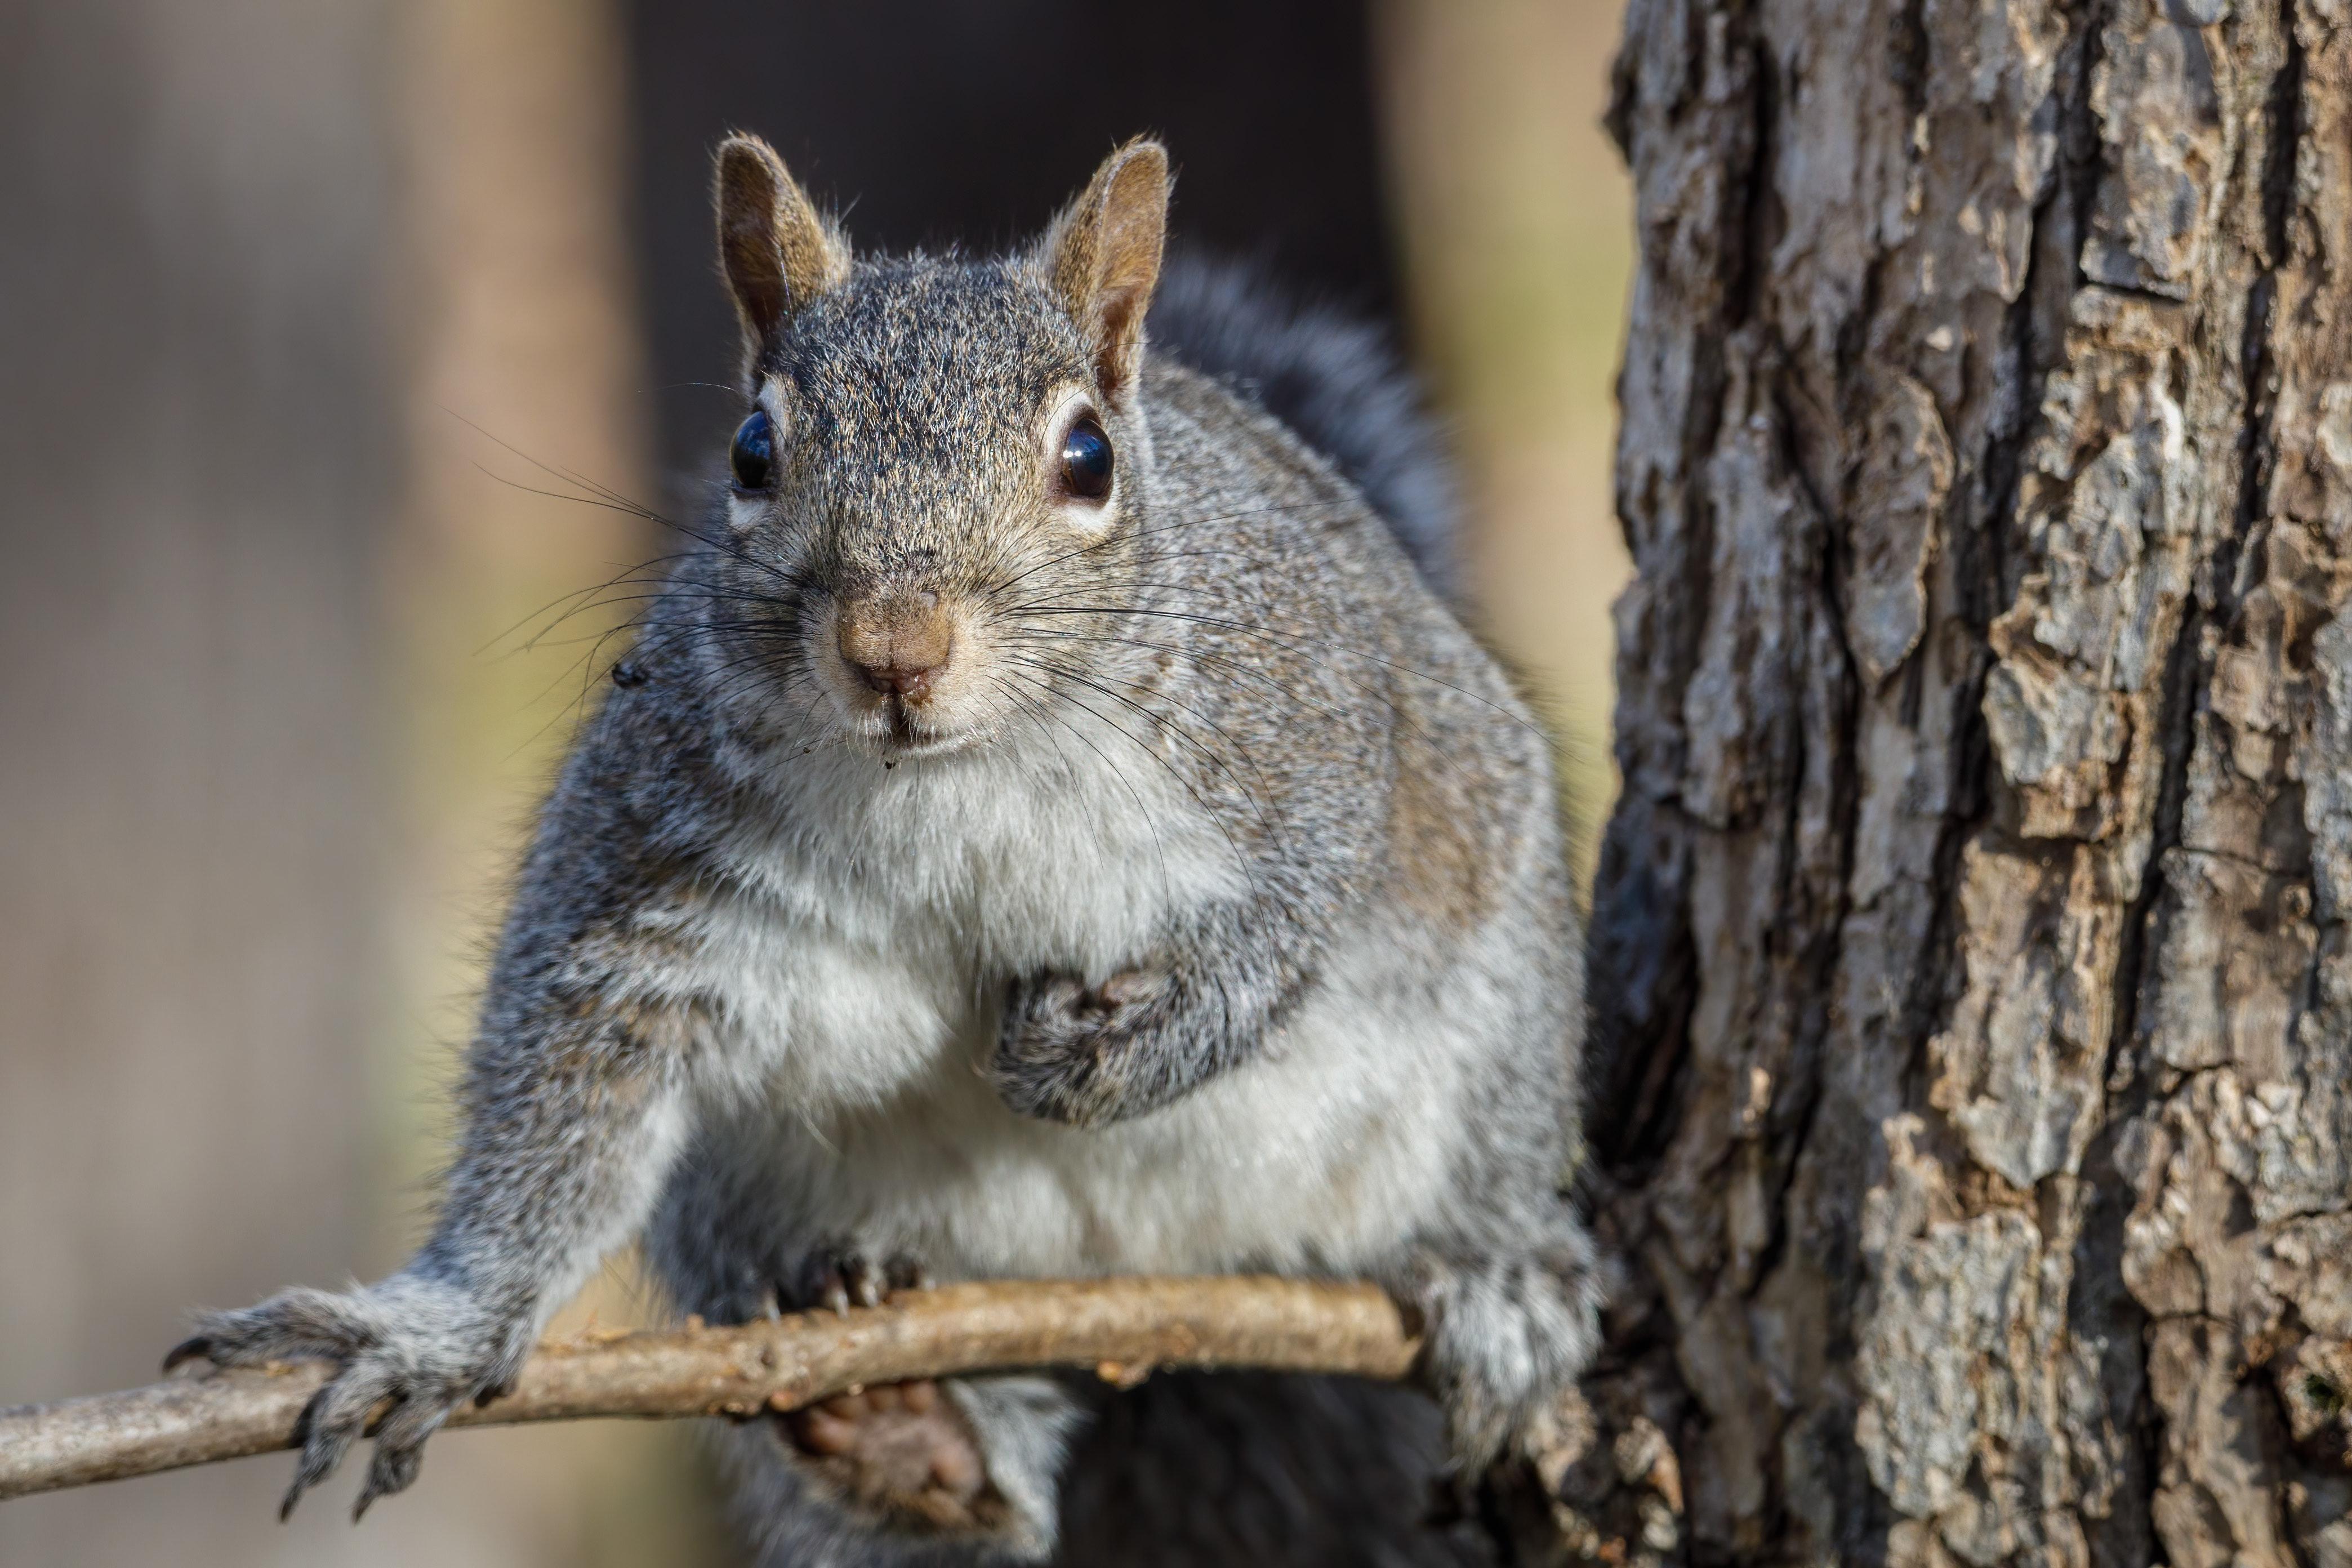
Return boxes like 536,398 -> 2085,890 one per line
712,133 -> 849,353
1036,139 -> 1170,409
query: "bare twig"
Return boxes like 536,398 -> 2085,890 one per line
0,1276 -> 1420,1500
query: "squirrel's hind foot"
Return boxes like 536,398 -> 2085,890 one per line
781,1380 -> 1006,1533
791,1244 -> 930,1316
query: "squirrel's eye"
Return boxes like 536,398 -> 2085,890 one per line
1059,416 -> 1113,501
730,409 -> 775,491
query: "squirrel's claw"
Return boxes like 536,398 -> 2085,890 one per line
351,1391 -> 450,1519
282,1377 -> 371,1518
176,1288 -> 378,1371
797,1246 -> 930,1317
269,1331 -> 401,1518
161,1336 -> 212,1374
821,1255 -> 879,1315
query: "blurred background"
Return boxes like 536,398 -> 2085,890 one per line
0,2 -> 1631,1562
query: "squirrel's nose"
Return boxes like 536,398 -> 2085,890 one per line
850,655 -> 941,701
837,595 -> 952,705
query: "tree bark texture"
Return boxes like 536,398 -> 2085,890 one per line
1585,0 -> 2352,1565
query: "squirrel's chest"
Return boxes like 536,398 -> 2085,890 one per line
657,763 -> 1471,1276
674,747 -> 1239,1110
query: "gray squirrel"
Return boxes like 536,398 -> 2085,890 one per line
170,135 -> 1598,1565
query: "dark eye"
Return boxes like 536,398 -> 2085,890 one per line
1059,415 -> 1113,501
730,409 -> 775,490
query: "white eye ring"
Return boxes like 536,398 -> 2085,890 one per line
725,489 -> 768,533
725,385 -> 792,531
1043,388 -> 1116,535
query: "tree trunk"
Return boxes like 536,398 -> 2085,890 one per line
1578,0 -> 2352,1564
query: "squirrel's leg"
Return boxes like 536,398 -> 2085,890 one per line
777,1249 -> 1004,1534
648,1170 -> 1086,1562
1393,1205 -> 1603,1469
781,1379 -> 989,1528
167,988 -> 714,1517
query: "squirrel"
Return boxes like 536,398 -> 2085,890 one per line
169,134 -> 1600,1565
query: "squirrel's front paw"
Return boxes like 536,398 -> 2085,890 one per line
164,1275 -> 522,1520
992,968 -> 1172,1126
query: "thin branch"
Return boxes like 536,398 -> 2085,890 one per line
0,1276 -> 1421,1500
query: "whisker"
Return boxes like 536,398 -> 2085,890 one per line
997,663 -> 1262,900
994,627 -> 1353,732
1000,601 -> 1537,742
1000,653 -> 1284,845
990,664 -> 1181,902
977,498 -> 1365,602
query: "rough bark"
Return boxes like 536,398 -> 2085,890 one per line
1578,0 -> 2352,1563
0,1279 -> 1417,1502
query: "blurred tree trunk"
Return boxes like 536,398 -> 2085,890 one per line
1375,0 -> 1635,887
0,0 -> 697,1562
1570,0 -> 2352,1564
626,0 -> 1399,478
0,1 -> 395,1561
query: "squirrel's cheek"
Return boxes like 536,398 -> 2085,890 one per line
725,493 -> 772,534
1053,496 -> 1121,546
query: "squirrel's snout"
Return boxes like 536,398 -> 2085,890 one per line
852,658 -> 938,701
836,594 -> 954,706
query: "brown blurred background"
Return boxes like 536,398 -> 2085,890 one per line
0,2 -> 1629,1562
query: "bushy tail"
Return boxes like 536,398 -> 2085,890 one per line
1057,1371 -> 1480,1567
1148,256 -> 1460,597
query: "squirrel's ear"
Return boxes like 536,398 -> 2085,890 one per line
712,133 -> 849,353
1037,139 -> 1170,407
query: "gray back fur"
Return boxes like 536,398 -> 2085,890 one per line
1146,256 -> 1462,598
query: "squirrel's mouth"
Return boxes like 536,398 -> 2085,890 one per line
807,674 -> 985,761
880,697 -> 928,747
861,691 -> 985,760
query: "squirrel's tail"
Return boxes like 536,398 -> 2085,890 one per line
1148,256 -> 1460,598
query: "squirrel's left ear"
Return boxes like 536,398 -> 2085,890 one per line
712,132 -> 850,357
1037,139 -> 1169,408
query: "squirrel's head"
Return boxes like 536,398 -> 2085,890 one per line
697,132 -> 1170,760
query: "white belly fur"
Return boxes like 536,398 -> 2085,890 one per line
775,939 -> 1474,1280
656,735 -> 1484,1282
